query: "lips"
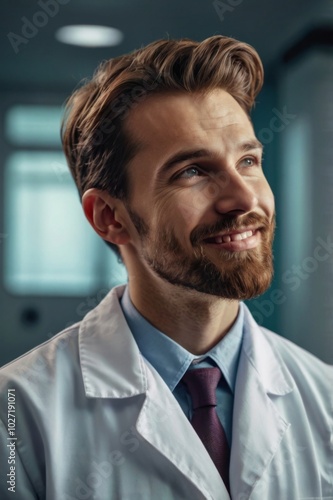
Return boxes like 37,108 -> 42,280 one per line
202,226 -> 262,252
204,227 -> 260,244
206,230 -> 254,244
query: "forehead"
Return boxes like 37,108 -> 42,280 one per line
125,88 -> 253,151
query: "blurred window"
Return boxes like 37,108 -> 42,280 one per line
4,105 -> 127,296
5,105 -> 63,147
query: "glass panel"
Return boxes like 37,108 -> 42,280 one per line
280,117 -> 312,267
5,105 -> 63,147
4,151 -> 128,295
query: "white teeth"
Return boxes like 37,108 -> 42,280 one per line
211,229 -> 254,243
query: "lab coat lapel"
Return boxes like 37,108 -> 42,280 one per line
230,306 -> 295,499
135,361 -> 231,500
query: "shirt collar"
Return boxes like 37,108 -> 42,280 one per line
120,285 -> 244,393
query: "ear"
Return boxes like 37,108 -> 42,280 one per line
82,188 -> 130,246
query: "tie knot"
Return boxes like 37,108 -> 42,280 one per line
181,367 -> 222,409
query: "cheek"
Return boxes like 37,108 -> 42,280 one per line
170,183 -> 213,225
151,193 -> 197,246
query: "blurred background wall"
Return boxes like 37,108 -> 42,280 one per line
1,0 -> 332,366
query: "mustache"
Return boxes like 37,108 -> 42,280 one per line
190,212 -> 274,246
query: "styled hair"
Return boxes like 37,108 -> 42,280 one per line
61,35 -> 264,259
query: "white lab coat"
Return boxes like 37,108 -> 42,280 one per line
0,284 -> 332,500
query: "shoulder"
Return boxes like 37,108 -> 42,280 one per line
0,323 -> 81,390
0,323 -> 86,454
0,285 -> 127,387
242,303 -> 332,380
261,325 -> 331,373
258,325 -> 333,407
242,303 -> 332,405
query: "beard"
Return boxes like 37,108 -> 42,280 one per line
126,207 -> 275,301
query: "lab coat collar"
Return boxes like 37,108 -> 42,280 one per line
79,284 -> 295,400
79,284 -> 148,398
241,304 -> 295,396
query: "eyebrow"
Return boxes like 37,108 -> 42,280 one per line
157,139 -> 264,177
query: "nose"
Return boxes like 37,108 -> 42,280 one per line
212,170 -> 259,215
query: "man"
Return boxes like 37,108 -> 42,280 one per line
0,36 -> 332,500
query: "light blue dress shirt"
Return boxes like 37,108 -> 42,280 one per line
120,285 -> 244,447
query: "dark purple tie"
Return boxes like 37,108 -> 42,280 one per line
182,367 -> 231,493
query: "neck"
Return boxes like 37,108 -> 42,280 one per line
127,274 -> 239,355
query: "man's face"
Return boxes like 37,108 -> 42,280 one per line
122,89 -> 275,300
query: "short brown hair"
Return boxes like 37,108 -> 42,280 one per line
61,35 -> 264,259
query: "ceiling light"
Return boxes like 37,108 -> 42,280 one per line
55,25 -> 123,47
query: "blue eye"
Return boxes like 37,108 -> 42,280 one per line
241,157 -> 260,167
177,166 -> 202,179
243,158 -> 254,166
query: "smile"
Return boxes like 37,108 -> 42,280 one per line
203,228 -> 261,251
207,230 -> 254,244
